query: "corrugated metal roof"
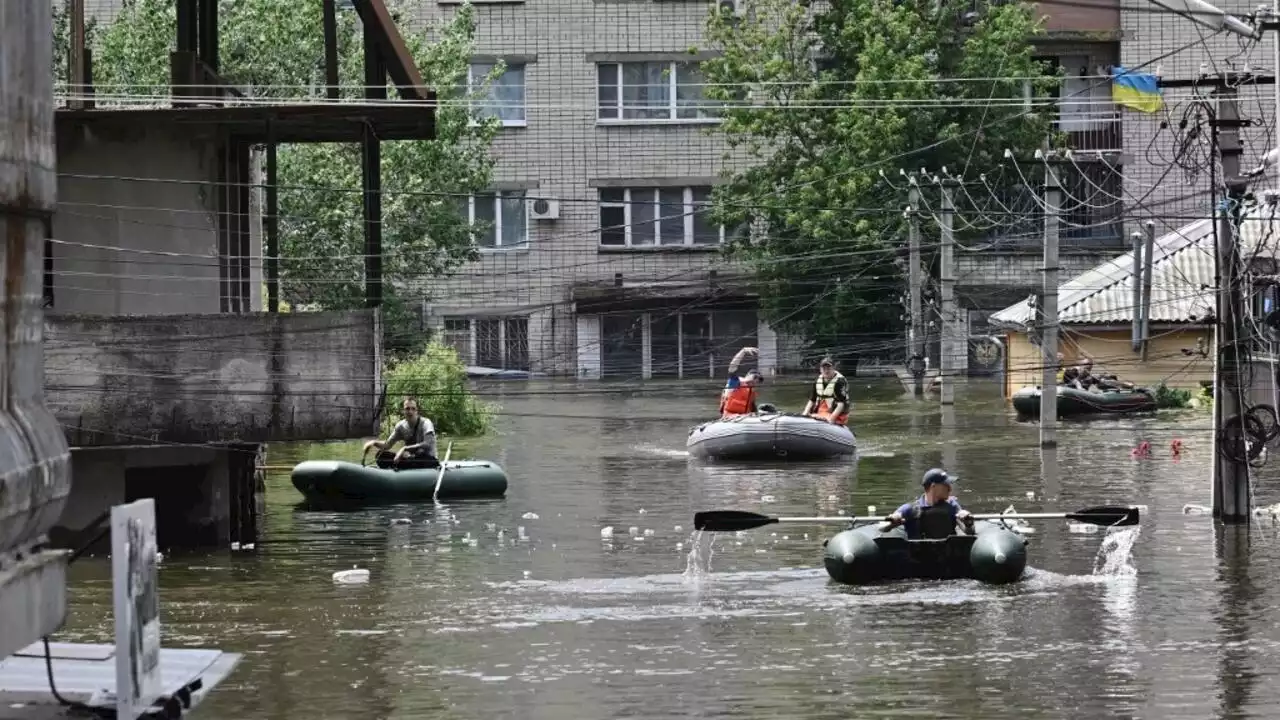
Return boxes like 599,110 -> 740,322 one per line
991,203 -> 1280,329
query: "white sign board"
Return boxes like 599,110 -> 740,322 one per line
111,499 -> 163,720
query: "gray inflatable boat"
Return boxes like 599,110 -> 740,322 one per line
686,412 -> 857,461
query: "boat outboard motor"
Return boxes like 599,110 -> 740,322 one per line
917,504 -> 959,539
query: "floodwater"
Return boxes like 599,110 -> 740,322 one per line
55,378 -> 1280,719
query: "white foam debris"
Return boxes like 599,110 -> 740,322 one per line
827,495 -> 838,502
639,508 -> 647,514
837,510 -> 847,516
1253,502 -> 1280,516
1183,504 -> 1211,515
517,526 -> 528,541
333,566 -> 370,584
1068,522 -> 1099,534
643,529 -> 655,537
391,518 -> 412,525
522,512 -> 539,520
523,570 -> 531,578
1025,491 -> 1036,500
761,495 -> 777,503
866,506 -> 877,515
673,525 -> 683,532
629,526 -> 640,536
600,526 -> 614,538
676,542 -> 684,550
486,523 -> 497,532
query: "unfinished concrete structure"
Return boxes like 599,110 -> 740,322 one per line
44,0 -> 438,550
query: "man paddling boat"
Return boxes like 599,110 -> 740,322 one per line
363,397 -> 440,469
885,468 -> 975,539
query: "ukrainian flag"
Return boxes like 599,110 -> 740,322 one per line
1111,66 -> 1163,114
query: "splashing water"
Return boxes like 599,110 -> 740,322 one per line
1092,526 -> 1140,577
682,530 -> 716,579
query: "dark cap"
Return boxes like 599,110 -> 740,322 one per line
819,357 -> 834,367
922,468 -> 954,488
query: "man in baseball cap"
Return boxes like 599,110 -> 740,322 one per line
884,468 -> 974,539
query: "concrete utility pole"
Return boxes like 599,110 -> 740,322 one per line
1140,220 -> 1156,362
1209,83 -> 1253,521
0,2 -> 73,660
1040,163 -> 1061,448
939,179 -> 957,406
1130,230 -> 1144,352
907,182 -> 925,398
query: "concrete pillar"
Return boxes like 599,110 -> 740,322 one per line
0,1 -> 74,659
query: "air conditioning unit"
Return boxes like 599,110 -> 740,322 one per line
529,196 -> 560,221
718,0 -> 745,16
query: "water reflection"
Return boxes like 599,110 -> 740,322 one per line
48,378 -> 1280,719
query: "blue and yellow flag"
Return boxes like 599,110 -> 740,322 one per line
1111,66 -> 1163,114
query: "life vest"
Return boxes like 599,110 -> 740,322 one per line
813,372 -> 850,425
719,384 -> 756,415
915,502 -> 959,539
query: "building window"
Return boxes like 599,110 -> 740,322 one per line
463,191 -> 528,249
596,61 -> 717,122
441,316 -> 530,371
467,62 -> 526,126
598,186 -> 724,247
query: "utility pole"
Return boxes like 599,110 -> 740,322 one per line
907,182 -> 925,398
1209,83 -> 1252,521
939,179 -> 957,406
1140,220 -> 1156,362
1040,163 -> 1061,447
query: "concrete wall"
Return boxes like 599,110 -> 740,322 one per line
52,122 -> 261,315
1003,327 -> 1212,397
56,446 -> 232,548
45,309 -> 382,446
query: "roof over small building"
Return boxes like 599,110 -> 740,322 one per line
990,200 -> 1280,330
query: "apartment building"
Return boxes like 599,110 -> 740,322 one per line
411,0 -> 777,379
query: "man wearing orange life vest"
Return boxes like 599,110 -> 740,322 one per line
719,346 -> 764,417
801,356 -> 850,425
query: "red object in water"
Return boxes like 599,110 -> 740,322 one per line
1171,439 -> 1183,457
1132,441 -> 1152,458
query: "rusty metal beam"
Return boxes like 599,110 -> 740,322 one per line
352,0 -> 430,101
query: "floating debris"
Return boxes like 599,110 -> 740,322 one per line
333,566 -> 370,584
1183,504 -> 1211,515
522,512 -> 540,520
761,495 -> 777,503
391,518 -> 412,525
600,526 -> 614,538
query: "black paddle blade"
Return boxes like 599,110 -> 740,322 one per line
693,511 -> 778,532
1066,505 -> 1141,527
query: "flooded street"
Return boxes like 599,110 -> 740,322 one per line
54,378 -> 1280,719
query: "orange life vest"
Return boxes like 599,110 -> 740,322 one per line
720,385 -> 756,415
813,372 -> 850,425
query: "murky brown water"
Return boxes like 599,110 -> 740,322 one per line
54,378 -> 1280,719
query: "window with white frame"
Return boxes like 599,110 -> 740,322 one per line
441,316 -> 530,370
598,186 -> 725,247
467,62 -> 526,126
596,61 -> 716,121
463,191 -> 528,249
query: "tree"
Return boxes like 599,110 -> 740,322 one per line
79,0 -> 500,354
698,0 -> 1059,358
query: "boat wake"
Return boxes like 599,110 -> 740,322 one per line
632,443 -> 690,459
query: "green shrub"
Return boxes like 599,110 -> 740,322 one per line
381,341 -> 496,437
1154,382 -> 1193,410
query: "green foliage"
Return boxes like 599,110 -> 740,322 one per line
1154,382 -> 1193,410
83,0 -> 501,354
382,341 -> 495,437
698,0 -> 1060,347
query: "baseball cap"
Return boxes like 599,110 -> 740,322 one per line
921,468 -> 955,488
820,357 -> 834,367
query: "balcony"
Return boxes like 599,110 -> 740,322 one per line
1054,109 -> 1122,155
1029,0 -> 1120,37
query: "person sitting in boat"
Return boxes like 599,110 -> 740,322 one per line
884,468 -> 975,539
801,356 -> 850,425
362,397 -> 440,469
1077,356 -> 1133,392
720,346 -> 763,417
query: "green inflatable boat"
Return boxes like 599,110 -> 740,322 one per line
1011,384 -> 1157,420
822,520 -> 1029,585
291,459 -> 509,503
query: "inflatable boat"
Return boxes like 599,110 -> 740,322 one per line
1011,385 -> 1157,419
291,459 -> 508,503
822,520 -> 1028,585
686,412 -> 856,461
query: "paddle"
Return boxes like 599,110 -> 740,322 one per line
693,505 -> 1140,533
432,441 -> 454,502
